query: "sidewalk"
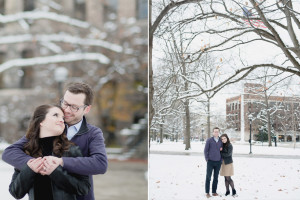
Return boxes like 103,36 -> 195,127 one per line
150,150 -> 300,159
93,159 -> 148,200
150,140 -> 300,159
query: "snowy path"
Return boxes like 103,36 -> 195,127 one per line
150,141 -> 300,156
149,154 -> 300,200
150,151 -> 300,159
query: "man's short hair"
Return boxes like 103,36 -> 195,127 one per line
213,127 -> 220,131
65,82 -> 94,105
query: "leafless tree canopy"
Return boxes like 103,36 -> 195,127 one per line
150,0 -> 300,128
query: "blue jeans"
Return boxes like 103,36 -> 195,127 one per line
205,160 -> 222,193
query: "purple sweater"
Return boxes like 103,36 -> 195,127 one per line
2,116 -> 107,200
204,137 -> 223,162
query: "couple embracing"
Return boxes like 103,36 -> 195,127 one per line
204,127 -> 237,198
2,82 -> 107,200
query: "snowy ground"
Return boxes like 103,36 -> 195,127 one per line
149,141 -> 300,200
0,159 -> 28,200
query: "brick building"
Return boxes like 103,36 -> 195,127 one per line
226,83 -> 300,142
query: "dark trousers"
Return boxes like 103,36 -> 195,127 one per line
205,160 -> 222,193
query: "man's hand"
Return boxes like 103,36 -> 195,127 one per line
43,156 -> 64,166
27,157 -> 45,173
40,158 -> 59,176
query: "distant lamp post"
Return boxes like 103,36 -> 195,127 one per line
248,114 -> 253,154
54,67 -> 68,98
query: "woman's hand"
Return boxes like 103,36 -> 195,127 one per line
27,157 -> 44,173
220,147 -> 223,151
39,157 -> 59,176
43,156 -> 64,166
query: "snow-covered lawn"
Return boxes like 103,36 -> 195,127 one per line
150,140 -> 300,156
149,154 -> 300,200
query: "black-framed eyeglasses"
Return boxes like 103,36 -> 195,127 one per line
60,99 -> 87,113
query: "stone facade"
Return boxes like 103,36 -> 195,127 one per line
0,0 -> 148,148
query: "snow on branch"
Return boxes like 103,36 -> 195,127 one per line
0,11 -> 89,28
39,0 -> 63,11
0,52 -> 110,73
0,34 -> 126,53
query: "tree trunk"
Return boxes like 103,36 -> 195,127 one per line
159,122 -> 163,144
264,89 -> 272,146
207,99 -> 211,139
184,99 -> 191,150
291,103 -> 297,148
182,58 -> 191,150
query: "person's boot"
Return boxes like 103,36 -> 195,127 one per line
206,193 -> 211,198
225,190 -> 230,196
232,189 -> 237,196
212,193 -> 219,196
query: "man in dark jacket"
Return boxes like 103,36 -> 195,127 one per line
204,127 -> 223,198
2,82 -> 107,200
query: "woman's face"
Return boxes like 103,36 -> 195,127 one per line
221,136 -> 227,144
40,107 -> 65,136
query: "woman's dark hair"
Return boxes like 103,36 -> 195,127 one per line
220,133 -> 231,147
24,104 -> 73,158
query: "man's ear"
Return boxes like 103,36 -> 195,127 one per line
84,105 -> 91,115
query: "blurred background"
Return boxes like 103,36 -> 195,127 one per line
0,0 -> 148,200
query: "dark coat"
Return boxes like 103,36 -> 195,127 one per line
9,146 -> 91,200
220,143 -> 233,165
204,137 -> 223,162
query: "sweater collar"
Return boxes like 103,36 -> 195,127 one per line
75,116 -> 89,136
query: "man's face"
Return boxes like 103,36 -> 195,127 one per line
61,90 -> 91,126
213,128 -> 220,137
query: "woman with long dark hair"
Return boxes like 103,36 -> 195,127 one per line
9,104 -> 90,200
220,134 -> 237,197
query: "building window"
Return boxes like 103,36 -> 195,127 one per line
24,0 -> 35,11
136,0 -> 147,20
74,0 -> 86,20
103,0 -> 118,22
20,49 -> 34,88
0,52 -> 5,88
0,0 -> 4,15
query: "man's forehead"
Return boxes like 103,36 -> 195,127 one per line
64,91 -> 85,105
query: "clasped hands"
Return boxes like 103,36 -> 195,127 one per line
27,156 -> 63,176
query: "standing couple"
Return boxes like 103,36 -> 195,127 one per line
204,127 -> 237,198
2,82 -> 107,200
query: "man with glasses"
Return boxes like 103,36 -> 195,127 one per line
2,82 -> 107,200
